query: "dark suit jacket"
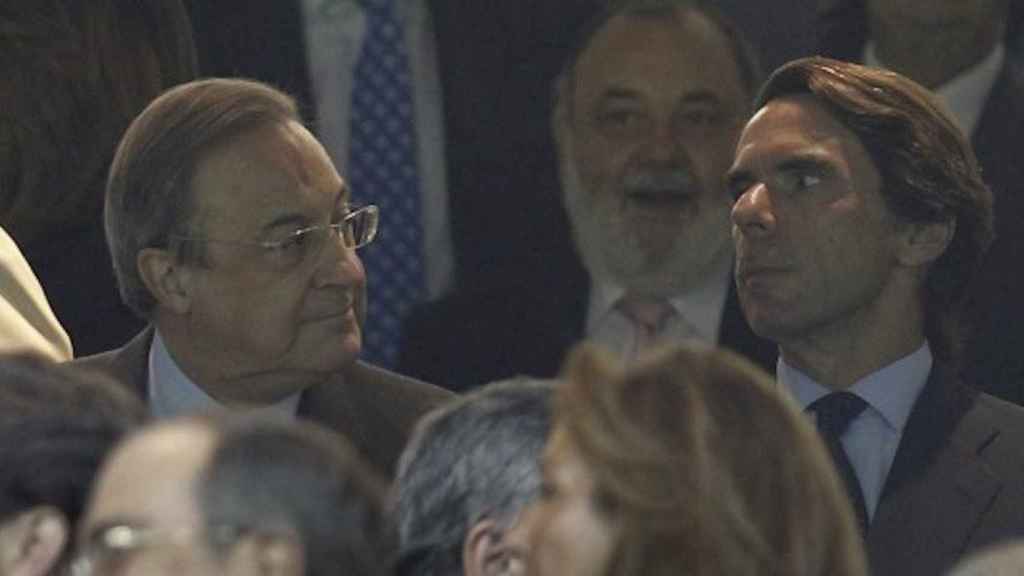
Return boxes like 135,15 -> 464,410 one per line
398,260 -> 777,392
67,328 -> 453,476
818,20 -> 1024,405
868,364 -> 1024,575
183,0 -> 598,289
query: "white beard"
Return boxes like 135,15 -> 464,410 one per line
560,137 -> 734,298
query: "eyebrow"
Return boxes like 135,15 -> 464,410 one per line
259,185 -> 347,233
727,151 -> 833,186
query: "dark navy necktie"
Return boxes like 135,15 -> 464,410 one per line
808,391 -> 870,534
348,0 -> 424,367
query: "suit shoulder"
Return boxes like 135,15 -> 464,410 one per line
963,391 -> 1024,475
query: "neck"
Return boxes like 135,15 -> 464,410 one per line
870,17 -> 1002,89
155,317 -> 327,407
778,289 -> 927,390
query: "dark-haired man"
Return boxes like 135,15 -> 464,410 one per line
728,56 -> 1024,575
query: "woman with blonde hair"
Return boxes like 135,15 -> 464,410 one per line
525,342 -> 867,576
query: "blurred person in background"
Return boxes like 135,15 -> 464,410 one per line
0,356 -> 143,576
394,378 -> 552,576
76,415 -> 392,576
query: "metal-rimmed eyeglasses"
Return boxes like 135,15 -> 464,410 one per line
170,204 -> 378,272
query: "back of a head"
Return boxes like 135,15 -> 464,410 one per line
0,0 -> 197,244
556,342 -> 867,576
0,356 -> 144,568
198,417 -> 393,576
394,378 -> 553,576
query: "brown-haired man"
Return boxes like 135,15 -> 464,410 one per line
68,78 -> 451,476
727,56 -> 1024,575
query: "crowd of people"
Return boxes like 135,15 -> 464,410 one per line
3,0 -> 1024,574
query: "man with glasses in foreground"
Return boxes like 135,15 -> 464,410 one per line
69,77 -> 450,476
75,415 -> 392,576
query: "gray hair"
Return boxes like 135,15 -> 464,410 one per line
105,78 -> 300,317
393,378 -> 554,576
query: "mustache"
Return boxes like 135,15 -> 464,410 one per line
622,169 -> 696,194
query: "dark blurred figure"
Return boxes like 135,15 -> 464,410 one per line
184,0 -> 600,367
0,0 -> 197,355
817,0 -> 1024,405
399,0 -> 775,392
520,342 -> 868,576
394,378 -> 552,576
0,356 -> 143,576
76,415 -> 393,576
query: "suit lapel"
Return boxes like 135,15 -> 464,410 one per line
868,366 -> 1002,575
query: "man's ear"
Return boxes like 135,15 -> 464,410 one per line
896,217 -> 956,268
463,520 -> 524,576
137,247 -> 193,315
226,533 -> 304,576
0,506 -> 68,576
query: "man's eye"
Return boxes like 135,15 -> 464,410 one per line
777,171 -> 822,193
594,107 -> 646,136
679,107 -> 719,128
277,231 -> 309,250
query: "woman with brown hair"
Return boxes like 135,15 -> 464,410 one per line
524,342 -> 867,576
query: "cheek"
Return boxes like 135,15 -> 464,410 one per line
573,133 -> 632,193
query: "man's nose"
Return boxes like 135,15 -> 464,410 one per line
640,122 -> 683,165
314,232 -> 367,289
731,182 -> 776,235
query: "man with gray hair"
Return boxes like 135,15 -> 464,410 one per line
394,378 -> 552,576
399,0 -> 775,391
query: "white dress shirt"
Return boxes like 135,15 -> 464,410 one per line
301,0 -> 452,299
864,42 -> 1005,137
585,252 -> 732,361
147,330 -> 300,421
779,343 -> 932,520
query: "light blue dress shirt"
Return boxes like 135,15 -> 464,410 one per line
779,343 -> 932,520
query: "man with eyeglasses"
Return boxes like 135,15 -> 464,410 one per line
68,77 -> 451,476
74,415 -> 392,576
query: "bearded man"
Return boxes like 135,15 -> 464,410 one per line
397,0 -> 775,391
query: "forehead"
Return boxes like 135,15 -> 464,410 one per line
573,9 -> 746,108
190,120 -> 345,231
85,422 -> 216,528
737,95 -> 876,169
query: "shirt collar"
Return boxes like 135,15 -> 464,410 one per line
147,329 -> 301,420
778,342 -> 932,432
864,41 -> 1005,136
586,254 -> 732,342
